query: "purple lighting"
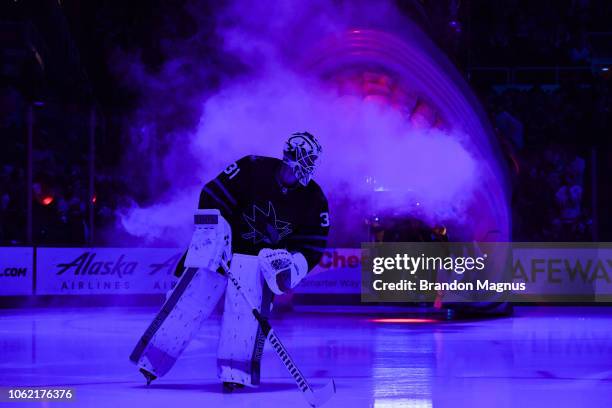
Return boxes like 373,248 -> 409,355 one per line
302,28 -> 509,242
117,2 -> 509,245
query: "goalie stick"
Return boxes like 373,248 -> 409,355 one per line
225,266 -> 336,407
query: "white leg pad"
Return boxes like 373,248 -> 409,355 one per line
130,209 -> 232,378
130,267 -> 226,377
217,254 -> 272,386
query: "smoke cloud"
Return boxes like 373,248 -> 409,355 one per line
116,0 -> 482,246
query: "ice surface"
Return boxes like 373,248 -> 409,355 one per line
1,307 -> 611,407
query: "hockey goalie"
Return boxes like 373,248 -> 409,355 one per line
129,132 -> 330,393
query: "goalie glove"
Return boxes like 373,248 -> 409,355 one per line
258,248 -> 309,295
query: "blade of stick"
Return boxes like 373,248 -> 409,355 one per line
306,379 -> 336,407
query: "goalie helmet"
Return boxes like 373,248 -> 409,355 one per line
283,131 -> 322,186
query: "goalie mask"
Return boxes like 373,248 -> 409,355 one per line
283,132 -> 322,186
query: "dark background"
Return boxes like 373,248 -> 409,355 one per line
1,0 -> 611,245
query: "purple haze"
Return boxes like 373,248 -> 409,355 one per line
115,0 -> 507,246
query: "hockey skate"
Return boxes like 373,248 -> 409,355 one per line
222,382 -> 245,393
139,368 -> 157,386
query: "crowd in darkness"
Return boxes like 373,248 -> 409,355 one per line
1,0 -> 611,245
0,85 -> 124,245
486,81 -> 612,241
467,0 -> 610,66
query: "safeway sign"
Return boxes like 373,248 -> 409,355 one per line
0,247 -> 33,295
36,248 -> 184,295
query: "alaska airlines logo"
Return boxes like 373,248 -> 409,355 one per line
148,253 -> 182,275
55,252 -> 136,278
242,201 -> 292,244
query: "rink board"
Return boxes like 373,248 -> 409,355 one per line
35,248 -> 184,295
293,248 -> 361,294
0,247 -> 34,295
0,247 -> 363,296
3,246 -> 610,299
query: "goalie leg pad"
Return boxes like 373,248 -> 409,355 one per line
129,266 -> 226,377
130,209 -> 233,378
217,254 -> 273,387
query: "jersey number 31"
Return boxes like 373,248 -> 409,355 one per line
224,162 -> 240,179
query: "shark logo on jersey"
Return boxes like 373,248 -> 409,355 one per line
242,201 -> 292,244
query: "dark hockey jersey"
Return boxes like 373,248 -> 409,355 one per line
198,155 -> 330,271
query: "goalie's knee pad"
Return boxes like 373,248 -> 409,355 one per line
185,209 -> 232,271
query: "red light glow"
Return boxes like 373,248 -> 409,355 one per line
41,196 -> 54,206
369,318 -> 438,324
